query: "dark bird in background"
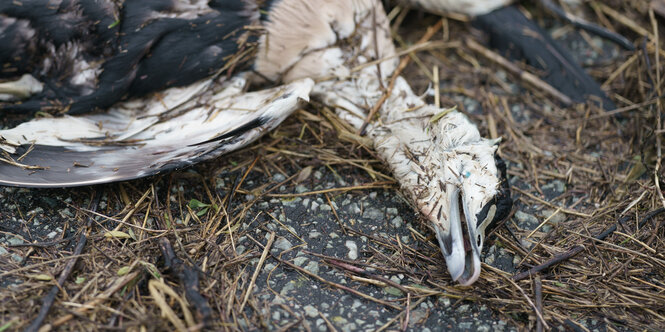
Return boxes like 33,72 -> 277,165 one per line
0,0 -> 630,284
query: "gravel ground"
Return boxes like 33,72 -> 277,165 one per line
0,8 -> 631,332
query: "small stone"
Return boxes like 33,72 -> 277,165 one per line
273,173 -> 286,182
341,323 -> 357,332
309,231 -> 322,239
263,263 -> 276,273
304,305 -> 318,318
542,180 -> 565,194
273,237 -> 293,252
7,237 -> 23,246
236,245 -> 246,255
542,209 -> 566,225
391,216 -> 403,228
0,246 -> 8,256
304,261 -> 319,275
295,185 -> 309,193
272,311 -> 281,321
329,232 -> 339,239
27,207 -> 44,216
515,211 -> 538,227
459,322 -> 473,329
408,309 -> 427,327
362,207 -> 383,220
345,241 -> 358,260
484,253 -> 496,265
386,207 -> 398,215
46,231 -> 58,239
294,257 -> 308,267
349,203 -> 361,215
280,281 -> 295,296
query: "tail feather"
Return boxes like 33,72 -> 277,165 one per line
472,5 -> 616,110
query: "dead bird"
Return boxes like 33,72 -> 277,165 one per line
0,0 -> 626,284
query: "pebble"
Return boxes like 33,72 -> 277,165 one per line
408,309 -> 427,327
7,237 -> 23,246
362,207 -> 383,220
294,257 -> 308,267
272,237 -> 293,252
345,240 -> 358,260
542,180 -> 565,194
304,305 -> 318,318
391,216 -> 403,228
280,281 -> 295,296
263,263 -> 276,273
273,173 -> 286,182
304,261 -> 319,275
542,208 -> 566,224
514,211 -> 538,227
309,231 -> 322,239
296,185 -> 309,193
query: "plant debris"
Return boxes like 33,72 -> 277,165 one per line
1,1 -> 664,330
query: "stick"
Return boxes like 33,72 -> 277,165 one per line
513,208 -> 665,281
24,192 -> 101,332
159,238 -> 213,325
465,38 -> 573,106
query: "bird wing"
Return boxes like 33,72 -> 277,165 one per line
0,76 -> 313,187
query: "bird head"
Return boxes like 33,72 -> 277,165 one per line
408,111 -> 511,285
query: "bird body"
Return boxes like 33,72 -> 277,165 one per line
0,0 -> 621,284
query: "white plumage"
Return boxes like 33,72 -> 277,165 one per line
0,0 -> 514,285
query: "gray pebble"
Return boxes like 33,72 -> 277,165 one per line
515,211 -> 538,227
391,216 -> 403,228
304,261 -> 319,275
294,257 -> 308,267
304,305 -> 318,318
345,240 -> 358,260
273,237 -> 293,252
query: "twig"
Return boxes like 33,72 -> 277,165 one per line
538,0 -> 634,50
323,258 -> 409,294
159,238 -> 213,326
358,20 -> 443,135
271,254 -> 401,310
513,208 -> 665,281
465,38 -> 573,106
239,232 -> 274,312
24,191 -> 101,332
534,276 -> 543,332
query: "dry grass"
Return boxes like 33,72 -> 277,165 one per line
1,0 -> 665,331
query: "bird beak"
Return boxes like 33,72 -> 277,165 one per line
431,154 -> 511,286
432,184 -> 484,285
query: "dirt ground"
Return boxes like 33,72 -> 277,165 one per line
1,1 -> 664,331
